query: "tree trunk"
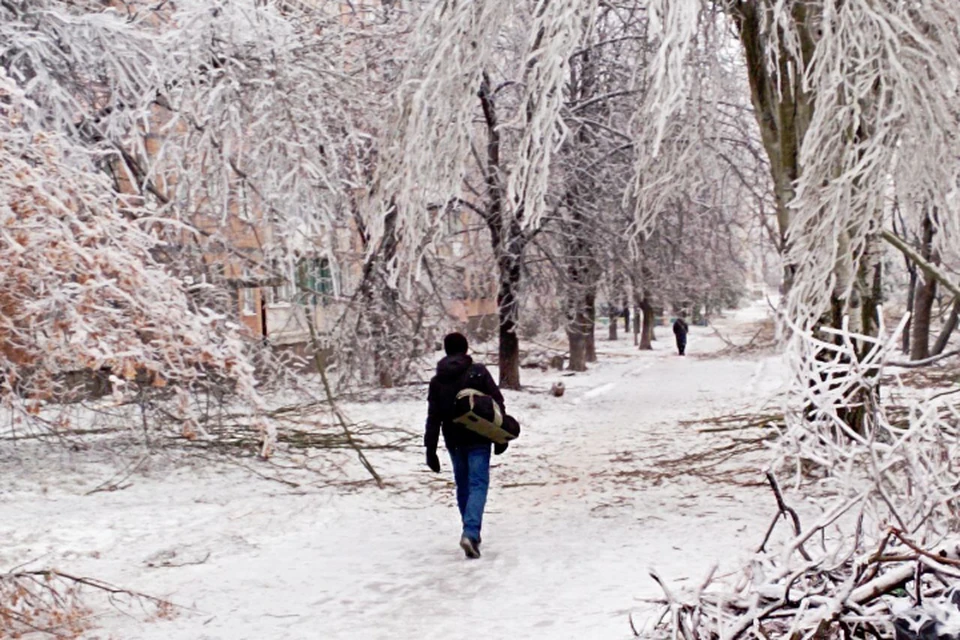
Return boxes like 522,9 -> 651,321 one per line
911,213 -> 937,361
585,287 -> 597,362
911,277 -> 936,361
567,324 -> 588,372
629,275 -> 641,345
355,204 -> 401,388
932,298 -> 960,356
651,305 -> 662,341
639,298 -> 654,350
497,249 -> 522,389
477,71 -> 523,390
372,281 -> 401,388
608,275 -> 621,340
735,1 -> 885,439
623,299 -> 630,333
608,306 -> 618,340
903,266 -> 917,354
857,236 -> 883,351
824,232 -> 883,435
565,255 -> 589,372
730,1 -> 816,292
561,194 -> 595,369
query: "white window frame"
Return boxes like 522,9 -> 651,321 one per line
241,288 -> 257,316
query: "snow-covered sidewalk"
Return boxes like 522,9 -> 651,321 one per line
1,303 -> 787,639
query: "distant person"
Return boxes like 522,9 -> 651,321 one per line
672,313 -> 689,356
424,332 -> 508,559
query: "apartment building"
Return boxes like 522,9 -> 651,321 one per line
110,0 -> 498,351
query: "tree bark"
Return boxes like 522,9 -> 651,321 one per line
608,304 -> 618,341
355,203 -> 401,388
734,2 -> 893,437
496,244 -> 523,389
903,266 -> 917,355
478,71 -> 523,390
565,248 -> 590,372
567,325 -> 588,372
881,229 -> 960,298
651,305 -> 662,341
932,298 -> 960,356
629,275 -> 641,346
639,298 -> 654,350
911,277 -> 936,361
730,0 -> 816,293
560,33 -> 605,369
856,234 -> 883,346
822,232 -> 883,435
585,287 -> 597,362
910,213 -> 937,361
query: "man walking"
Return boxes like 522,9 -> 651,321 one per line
424,332 -> 508,559
672,313 -> 689,356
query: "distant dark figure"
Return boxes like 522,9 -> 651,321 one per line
672,315 -> 689,356
424,332 -> 508,559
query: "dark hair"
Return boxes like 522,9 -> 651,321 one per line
443,332 -> 469,356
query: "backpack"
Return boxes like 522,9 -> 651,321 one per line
452,368 -> 521,445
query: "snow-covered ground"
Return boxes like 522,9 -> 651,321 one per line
1,301 -> 790,639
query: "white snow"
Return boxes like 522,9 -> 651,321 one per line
0,301 -> 789,639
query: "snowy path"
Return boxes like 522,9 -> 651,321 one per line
1,304 -> 787,639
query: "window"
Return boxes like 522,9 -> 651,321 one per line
297,257 -> 336,305
267,260 -> 295,305
241,288 -> 257,316
269,279 -> 295,305
240,266 -> 257,315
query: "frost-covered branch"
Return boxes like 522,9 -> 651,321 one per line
640,314 -> 960,638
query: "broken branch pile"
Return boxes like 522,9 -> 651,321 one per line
638,318 -> 960,639
1,569 -> 172,639
641,478 -> 960,639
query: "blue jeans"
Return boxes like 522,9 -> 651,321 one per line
448,444 -> 491,542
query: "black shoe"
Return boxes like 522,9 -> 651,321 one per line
459,536 -> 481,559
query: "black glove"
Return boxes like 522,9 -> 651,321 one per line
426,449 -> 441,473
494,442 -> 509,455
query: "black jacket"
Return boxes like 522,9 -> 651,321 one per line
672,318 -> 689,336
423,354 -> 505,451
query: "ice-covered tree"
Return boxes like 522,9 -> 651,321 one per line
373,1 -> 960,634
371,0 -> 600,388
0,70 -> 258,430
1,0 -> 431,391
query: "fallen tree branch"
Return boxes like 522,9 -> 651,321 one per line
307,314 -> 384,489
881,229 -> 960,298
765,471 -> 812,561
889,529 -> 960,568
1,568 -> 175,638
887,347 -> 960,369
641,504 -> 960,639
85,453 -> 149,495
